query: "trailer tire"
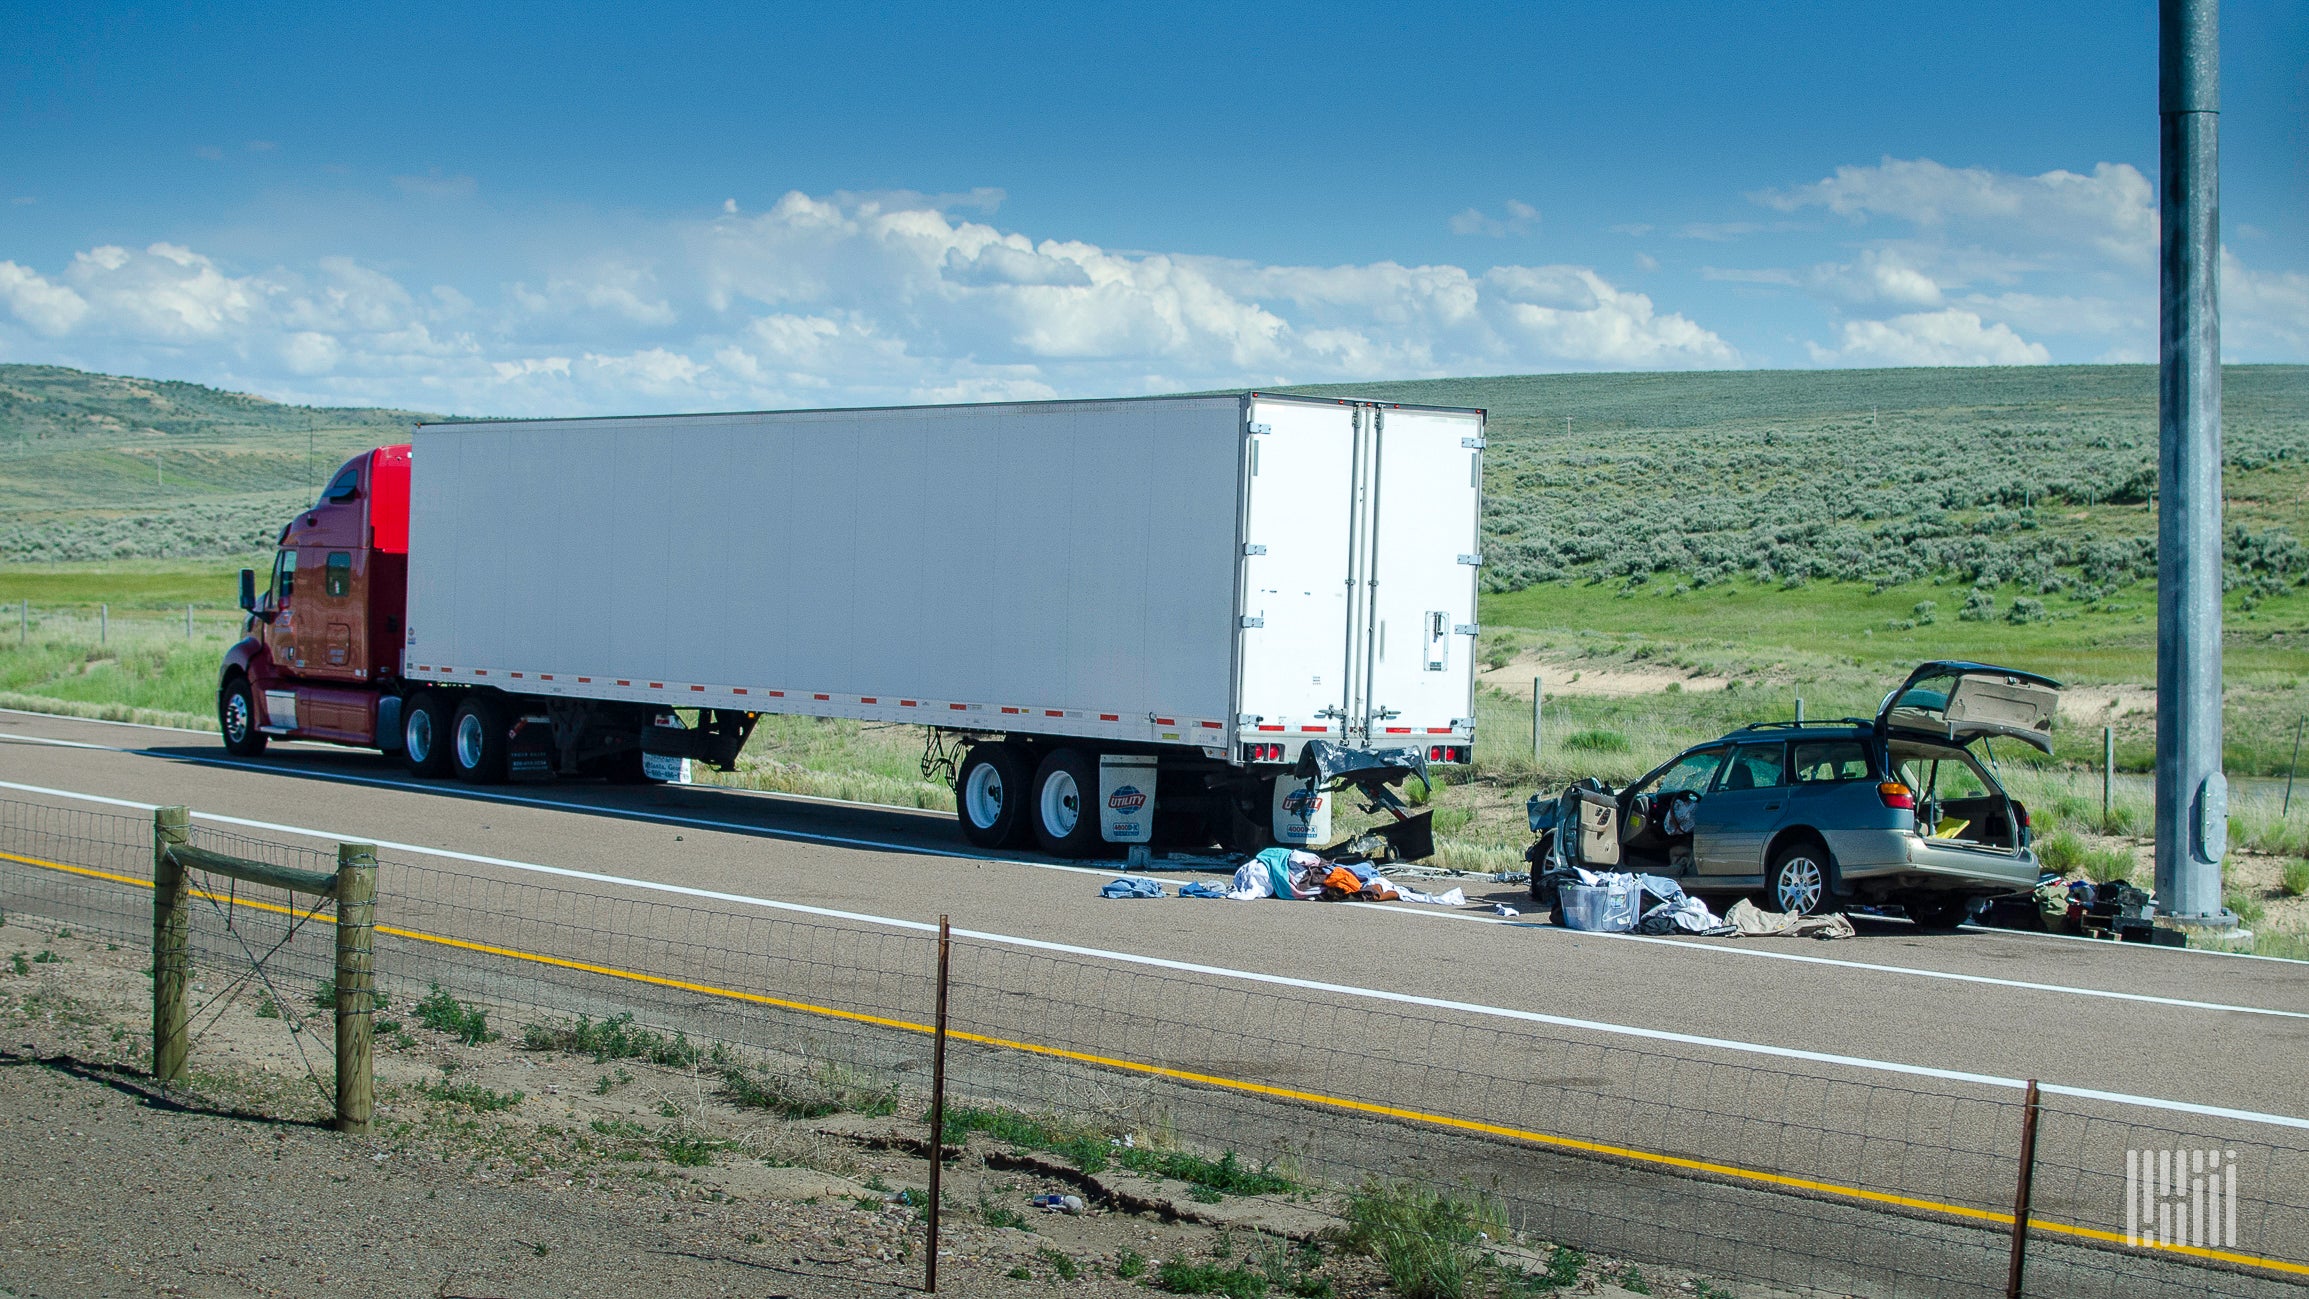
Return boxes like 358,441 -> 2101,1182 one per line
218,674 -> 267,758
450,696 -> 510,784
956,744 -> 1031,849
402,692 -> 454,777
1028,748 -> 1103,858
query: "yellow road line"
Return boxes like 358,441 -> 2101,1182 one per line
5,844 -> 2303,1278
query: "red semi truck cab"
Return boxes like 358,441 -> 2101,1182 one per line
219,447 -> 411,753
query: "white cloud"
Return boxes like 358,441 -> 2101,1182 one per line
1757,156 -> 2155,264
1448,200 -> 1539,237
392,171 -> 478,199
0,190 -> 1734,413
1809,309 -> 2052,367
2224,250 -> 2309,358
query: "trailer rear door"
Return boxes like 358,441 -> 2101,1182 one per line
1236,398 -> 1358,739
1362,406 -> 1483,744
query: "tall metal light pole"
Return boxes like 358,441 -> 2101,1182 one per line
2155,0 -> 2233,928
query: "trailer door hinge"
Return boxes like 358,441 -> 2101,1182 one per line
1239,615 -> 1264,629
1457,553 -> 1483,566
1236,714 -> 1261,727
1242,543 -> 1267,556
1451,717 -> 1476,730
1454,623 -> 1480,636
1247,422 -> 1272,436
1461,437 -> 1487,449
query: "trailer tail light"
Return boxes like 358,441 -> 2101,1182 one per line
1241,742 -> 1287,763
1427,745 -> 1469,763
1879,782 -> 1915,810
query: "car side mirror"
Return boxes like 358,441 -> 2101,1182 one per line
238,568 -> 257,612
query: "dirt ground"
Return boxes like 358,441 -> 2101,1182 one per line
0,914 -> 1686,1299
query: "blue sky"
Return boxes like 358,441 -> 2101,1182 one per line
1,1 -> 2304,415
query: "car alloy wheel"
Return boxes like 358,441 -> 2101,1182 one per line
1773,852 -> 1826,915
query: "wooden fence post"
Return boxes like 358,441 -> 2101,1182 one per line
2006,1079 -> 2042,1299
924,914 -> 951,1293
334,842 -> 377,1135
151,806 -> 191,1086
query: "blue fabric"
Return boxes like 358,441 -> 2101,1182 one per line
1179,881 -> 1228,898
1100,877 -> 1164,899
1254,846 -> 1299,900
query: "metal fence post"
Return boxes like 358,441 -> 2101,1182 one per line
186,603 -> 194,641
334,841 -> 377,1135
17,599 -> 24,645
2285,717 -> 2302,818
99,603 -> 108,646
2104,727 -> 2116,824
2006,1079 -> 2043,1298
1795,695 -> 1804,724
925,914 -> 951,1293
152,806 -> 192,1086
1531,675 -> 1543,766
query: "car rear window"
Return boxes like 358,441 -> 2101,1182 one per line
1791,740 -> 1871,783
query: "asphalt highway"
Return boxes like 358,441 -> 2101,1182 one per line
4,708 -> 2308,1293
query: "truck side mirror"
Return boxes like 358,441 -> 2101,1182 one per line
239,568 -> 257,612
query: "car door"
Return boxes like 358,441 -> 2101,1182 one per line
1692,740 -> 1790,876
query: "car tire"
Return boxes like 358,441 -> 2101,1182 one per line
955,744 -> 1031,849
1527,836 -> 1552,904
402,692 -> 454,777
449,695 -> 509,784
1762,840 -> 1835,916
218,674 -> 267,757
1905,895 -> 1972,930
1029,747 -> 1103,858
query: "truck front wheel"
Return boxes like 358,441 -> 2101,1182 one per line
218,675 -> 267,758
955,744 -> 1030,849
402,692 -> 453,777
450,696 -> 510,784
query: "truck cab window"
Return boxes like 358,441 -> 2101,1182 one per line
322,465 -> 361,505
274,550 -> 296,602
325,552 -> 352,598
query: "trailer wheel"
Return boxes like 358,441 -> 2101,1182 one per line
1029,748 -> 1102,858
402,692 -> 454,777
218,674 -> 267,758
450,696 -> 510,784
955,744 -> 1030,849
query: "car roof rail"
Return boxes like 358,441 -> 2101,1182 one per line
1731,719 -> 1871,733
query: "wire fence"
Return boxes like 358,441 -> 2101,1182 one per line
1,793 -> 2304,1298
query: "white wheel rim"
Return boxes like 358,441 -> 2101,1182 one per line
455,712 -> 486,769
1776,856 -> 1824,914
224,691 -> 251,741
1041,768 -> 1081,839
964,763 -> 1006,828
406,708 -> 433,762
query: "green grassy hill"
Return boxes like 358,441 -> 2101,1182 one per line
0,364 -> 439,563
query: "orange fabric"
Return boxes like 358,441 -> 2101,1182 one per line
1321,866 -> 1363,897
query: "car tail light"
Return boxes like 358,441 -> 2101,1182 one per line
2013,802 -> 2032,828
1879,781 -> 1915,810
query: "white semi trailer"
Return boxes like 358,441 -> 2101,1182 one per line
228,392 -> 1483,858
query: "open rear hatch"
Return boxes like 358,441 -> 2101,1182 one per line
1879,661 -> 2062,753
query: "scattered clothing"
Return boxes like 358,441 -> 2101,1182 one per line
1635,894 -> 1734,936
1179,881 -> 1229,899
1099,877 -> 1165,899
1393,885 -> 1466,907
1724,898 -> 1856,939
1493,903 -> 1522,918
1030,1194 -> 1086,1214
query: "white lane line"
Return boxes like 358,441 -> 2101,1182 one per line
1339,899 -> 2309,1019
4,775 -> 2307,1134
0,730 -> 1122,880
10,726 -> 2309,1018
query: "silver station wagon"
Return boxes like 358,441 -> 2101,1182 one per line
1535,662 -> 2061,928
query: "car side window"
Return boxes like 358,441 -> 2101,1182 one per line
1718,743 -> 1787,791
325,552 -> 352,598
1651,748 -> 1726,796
1791,740 -> 1870,783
